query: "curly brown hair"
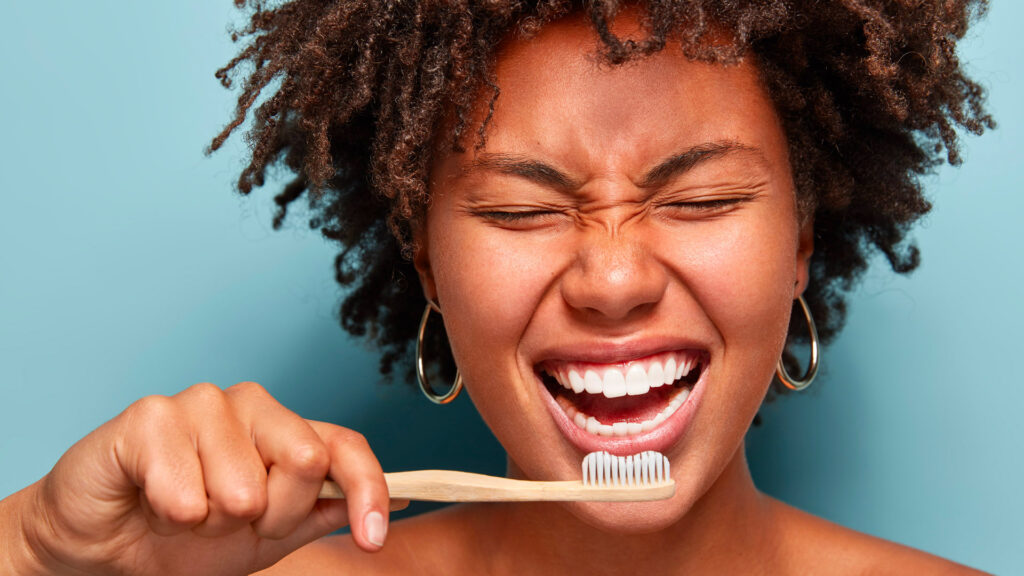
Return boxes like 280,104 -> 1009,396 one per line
209,0 -> 992,394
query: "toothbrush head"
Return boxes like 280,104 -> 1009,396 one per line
582,451 -> 671,487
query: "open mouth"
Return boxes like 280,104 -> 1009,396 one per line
537,350 -> 706,439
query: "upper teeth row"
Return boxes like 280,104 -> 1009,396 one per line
549,355 -> 698,399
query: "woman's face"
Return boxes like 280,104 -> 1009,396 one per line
417,14 -> 812,531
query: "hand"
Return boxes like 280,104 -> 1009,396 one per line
6,382 -> 397,576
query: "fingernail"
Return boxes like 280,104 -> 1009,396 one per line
364,510 -> 386,547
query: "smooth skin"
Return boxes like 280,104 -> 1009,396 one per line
0,10 -> 986,576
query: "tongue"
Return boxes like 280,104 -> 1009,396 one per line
567,386 -> 678,424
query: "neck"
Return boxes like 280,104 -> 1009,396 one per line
471,444 -> 779,576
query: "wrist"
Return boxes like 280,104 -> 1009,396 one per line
1,482 -> 69,576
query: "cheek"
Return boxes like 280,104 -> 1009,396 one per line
428,224 -> 566,446
661,215 -> 797,357
429,222 -> 557,374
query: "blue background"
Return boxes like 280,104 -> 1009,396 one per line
1,3 -> 1020,573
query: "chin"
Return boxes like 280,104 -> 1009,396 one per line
562,497 -> 693,535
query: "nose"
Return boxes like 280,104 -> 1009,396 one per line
559,230 -> 669,322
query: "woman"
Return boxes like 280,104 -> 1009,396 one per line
0,1 -> 993,574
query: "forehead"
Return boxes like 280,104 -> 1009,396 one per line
451,13 -> 784,179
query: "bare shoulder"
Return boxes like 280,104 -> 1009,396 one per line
768,498 -> 989,575
257,505 -> 480,576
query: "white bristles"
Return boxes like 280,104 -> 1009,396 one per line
581,451 -> 671,486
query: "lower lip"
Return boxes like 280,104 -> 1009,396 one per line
537,365 -> 707,457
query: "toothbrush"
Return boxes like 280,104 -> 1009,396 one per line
318,451 -> 674,502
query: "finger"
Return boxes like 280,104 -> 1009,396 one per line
253,468 -> 412,563
226,382 -> 330,540
177,383 -> 268,538
253,491 -> 409,560
308,420 -> 391,552
252,498 -> 351,567
117,395 -> 208,536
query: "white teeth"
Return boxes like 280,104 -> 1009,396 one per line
680,357 -> 695,379
569,370 -> 585,394
584,370 -> 603,394
574,412 -> 587,429
581,415 -> 646,437
625,364 -> 649,396
671,388 -> 690,408
663,357 -> 676,385
647,361 -> 664,390
602,369 -> 627,398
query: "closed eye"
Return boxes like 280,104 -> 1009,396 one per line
660,196 -> 753,216
480,210 -> 557,222
473,209 -> 568,230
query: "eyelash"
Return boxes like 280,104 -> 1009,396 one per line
664,198 -> 744,212
480,210 -> 558,222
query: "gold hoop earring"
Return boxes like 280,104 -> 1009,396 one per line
416,300 -> 463,404
776,295 -> 820,391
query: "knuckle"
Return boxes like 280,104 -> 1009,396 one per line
286,442 -> 330,479
228,380 -> 268,398
126,394 -> 176,424
334,429 -> 370,452
220,486 -> 267,519
162,493 -> 207,525
187,382 -> 226,403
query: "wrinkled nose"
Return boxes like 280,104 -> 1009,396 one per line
559,232 -> 669,322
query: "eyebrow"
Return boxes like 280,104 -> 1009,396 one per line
468,154 -> 578,190
638,141 -> 759,188
468,140 -> 760,191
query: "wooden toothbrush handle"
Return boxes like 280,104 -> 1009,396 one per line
318,470 -> 675,502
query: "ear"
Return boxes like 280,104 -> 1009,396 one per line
412,221 -> 439,305
794,215 -> 814,298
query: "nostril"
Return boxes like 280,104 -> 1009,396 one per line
576,301 -> 658,323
